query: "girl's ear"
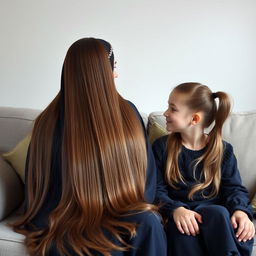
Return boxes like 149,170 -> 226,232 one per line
191,113 -> 202,125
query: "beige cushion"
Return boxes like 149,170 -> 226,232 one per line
148,121 -> 168,144
2,135 -> 31,184
251,193 -> 256,214
148,112 -> 168,144
221,111 -> 256,199
0,157 -> 24,220
148,112 -> 166,128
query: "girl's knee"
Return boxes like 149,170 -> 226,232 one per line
128,212 -> 167,253
198,205 -> 230,222
137,212 -> 162,227
123,211 -> 163,230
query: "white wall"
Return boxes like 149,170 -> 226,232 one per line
1,0 -> 256,114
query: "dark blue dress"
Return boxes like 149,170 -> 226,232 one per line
153,135 -> 254,256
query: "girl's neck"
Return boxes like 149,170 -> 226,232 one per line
181,130 -> 208,151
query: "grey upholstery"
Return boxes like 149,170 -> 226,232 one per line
0,106 -> 255,255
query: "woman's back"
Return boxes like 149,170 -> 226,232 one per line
13,38 -> 166,256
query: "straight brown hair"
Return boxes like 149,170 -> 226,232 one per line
13,38 -> 155,256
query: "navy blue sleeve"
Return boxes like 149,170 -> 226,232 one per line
220,142 -> 253,219
127,101 -> 156,203
144,143 -> 157,203
152,136 -> 189,217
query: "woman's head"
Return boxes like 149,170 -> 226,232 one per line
96,38 -> 117,78
65,37 -> 114,70
164,82 -> 231,133
61,38 -> 116,92
96,38 -> 115,70
62,38 -> 119,124
62,38 -> 115,91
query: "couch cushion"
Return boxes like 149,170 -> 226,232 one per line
2,134 -> 31,183
221,111 -> 256,199
148,121 -> 168,144
148,111 -> 256,198
148,112 -> 166,128
0,156 -> 24,220
140,112 -> 148,128
0,107 -> 40,153
0,214 -> 27,256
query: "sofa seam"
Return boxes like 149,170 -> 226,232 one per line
0,117 -> 35,122
0,238 -> 24,243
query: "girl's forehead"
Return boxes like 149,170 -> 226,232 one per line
169,91 -> 187,102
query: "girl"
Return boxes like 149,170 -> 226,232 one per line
13,38 -> 166,256
153,82 -> 255,256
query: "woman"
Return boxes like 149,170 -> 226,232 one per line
13,38 -> 166,256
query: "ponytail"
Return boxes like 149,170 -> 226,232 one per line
209,91 -> 231,137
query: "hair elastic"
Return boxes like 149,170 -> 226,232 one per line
212,92 -> 217,99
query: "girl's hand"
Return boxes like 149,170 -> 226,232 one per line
231,210 -> 255,242
172,207 -> 203,236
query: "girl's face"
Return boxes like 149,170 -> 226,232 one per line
164,91 -> 194,132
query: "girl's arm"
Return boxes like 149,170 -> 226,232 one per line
220,142 -> 253,219
152,136 -> 189,217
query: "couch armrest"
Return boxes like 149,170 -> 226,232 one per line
0,156 -> 24,220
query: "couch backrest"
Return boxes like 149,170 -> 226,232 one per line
0,107 -> 41,153
222,111 -> 256,198
1,106 -> 255,198
0,107 -> 148,153
148,111 -> 256,198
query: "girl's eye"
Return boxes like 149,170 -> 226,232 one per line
167,104 -> 178,112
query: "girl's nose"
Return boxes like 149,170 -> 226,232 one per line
163,109 -> 169,117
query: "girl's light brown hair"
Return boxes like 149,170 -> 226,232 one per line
165,82 -> 231,199
13,38 -> 155,256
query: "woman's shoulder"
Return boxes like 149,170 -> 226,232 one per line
126,100 -> 146,126
126,100 -> 138,111
126,100 -> 142,119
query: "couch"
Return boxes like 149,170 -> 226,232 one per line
0,106 -> 255,256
